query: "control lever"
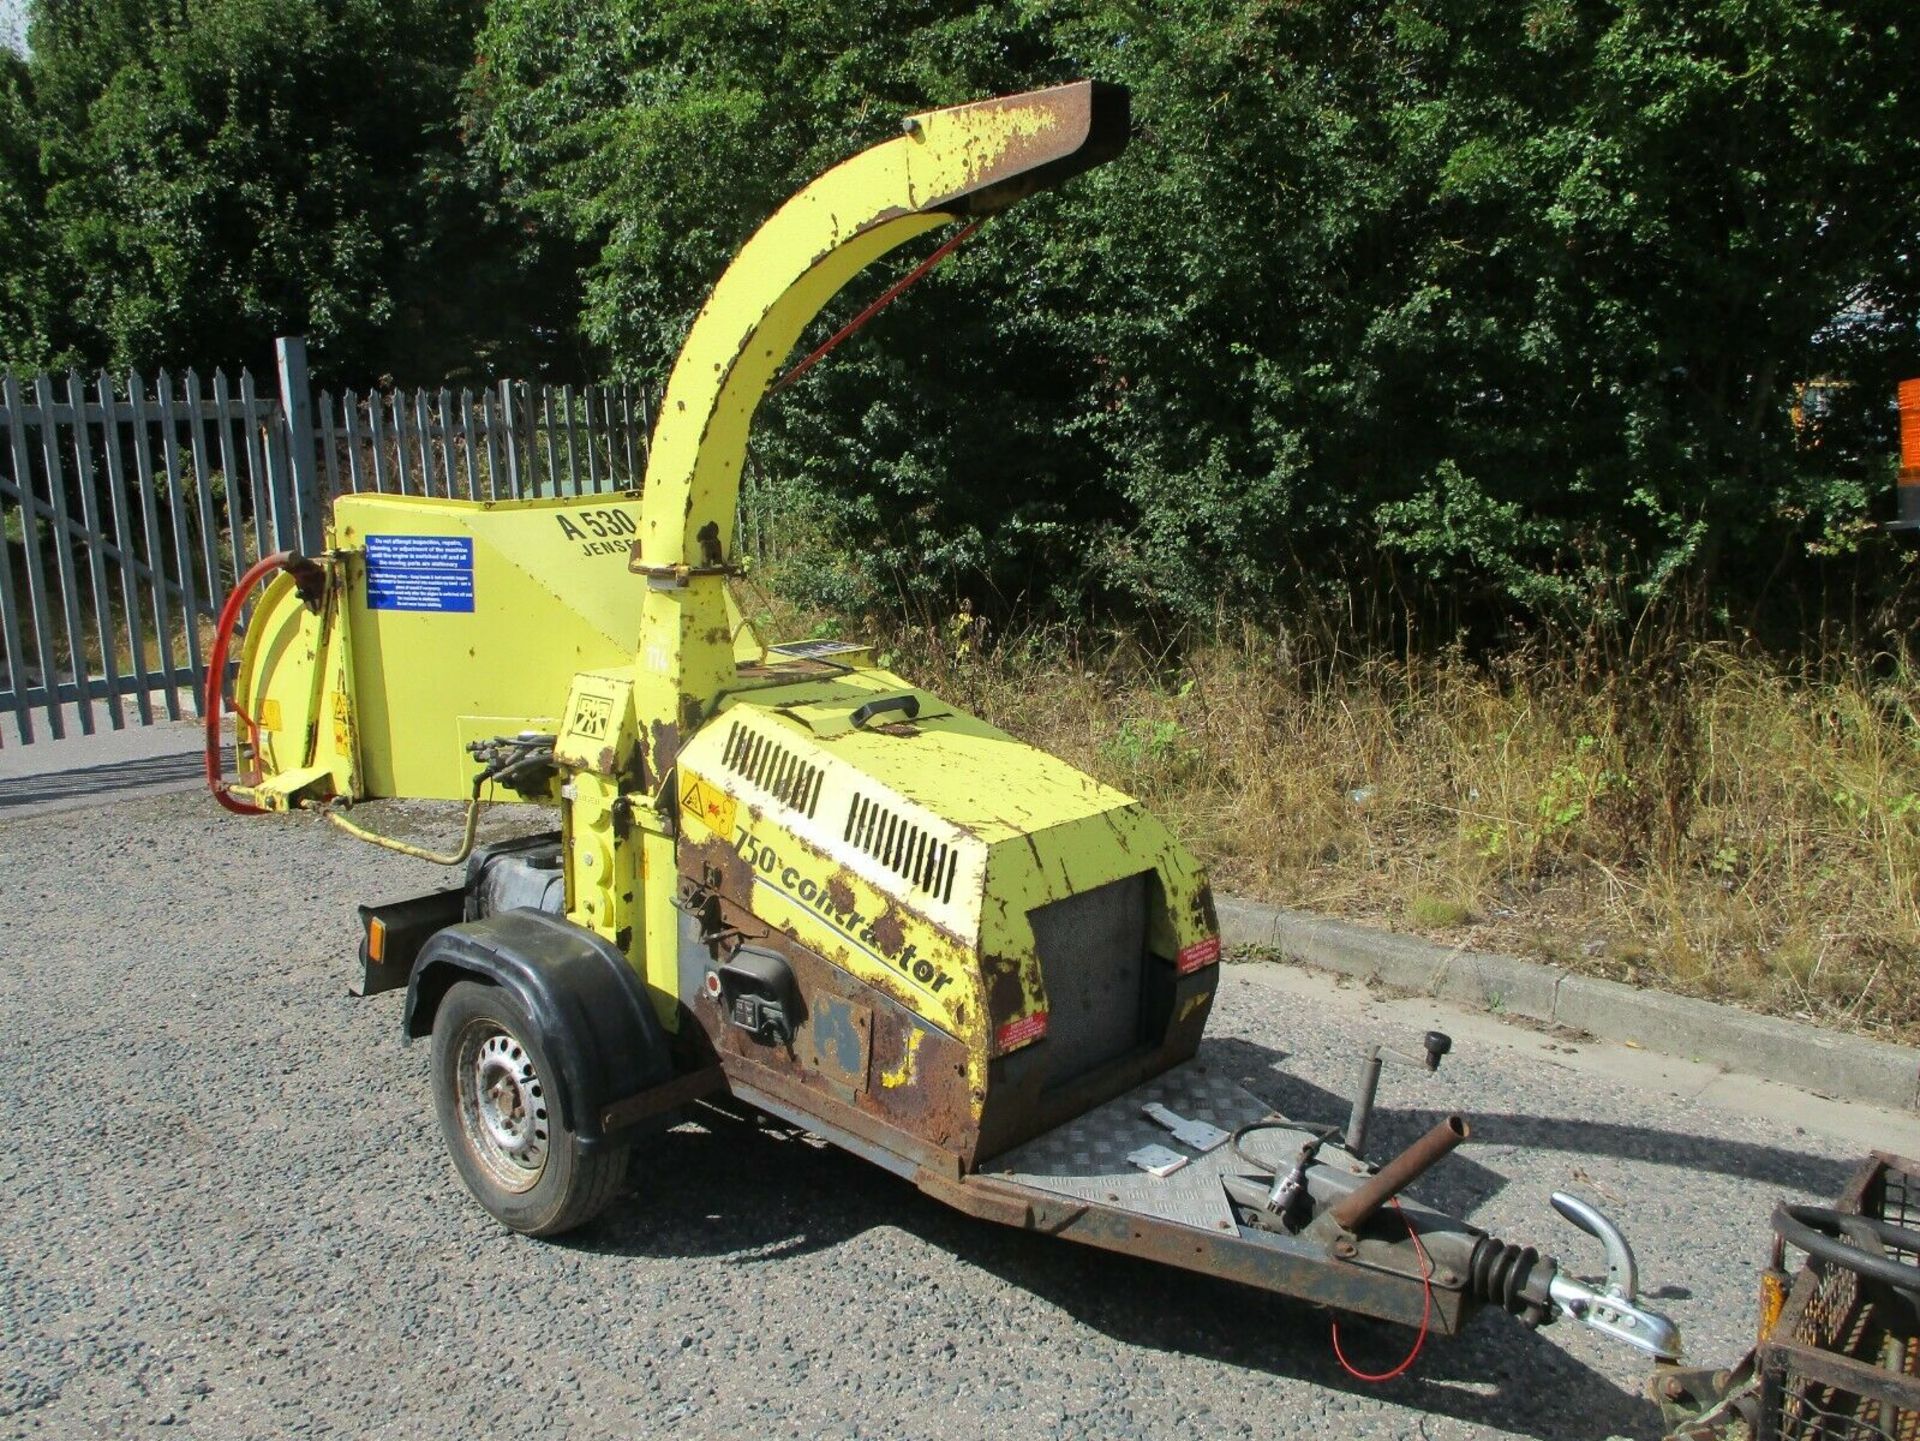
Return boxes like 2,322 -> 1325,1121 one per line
1545,1191 -> 1682,1360
1345,1030 -> 1452,1158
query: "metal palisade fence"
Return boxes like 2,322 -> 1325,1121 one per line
0,337 -> 651,746
314,374 -> 651,502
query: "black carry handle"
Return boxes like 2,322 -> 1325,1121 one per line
850,694 -> 921,729
1772,1203 -> 1920,1299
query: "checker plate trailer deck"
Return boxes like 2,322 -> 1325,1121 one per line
210,82 -> 1681,1369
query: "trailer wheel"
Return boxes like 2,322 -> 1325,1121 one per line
430,980 -> 628,1236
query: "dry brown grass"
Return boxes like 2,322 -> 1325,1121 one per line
743,579 -> 1920,1042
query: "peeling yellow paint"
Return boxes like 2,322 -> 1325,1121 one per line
881,1027 -> 925,1090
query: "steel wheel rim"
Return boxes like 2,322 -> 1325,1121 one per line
454,1019 -> 549,1192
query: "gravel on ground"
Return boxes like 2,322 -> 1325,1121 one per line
1,792 -> 1902,1440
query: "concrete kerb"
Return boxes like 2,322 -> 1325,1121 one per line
1217,895 -> 1920,1112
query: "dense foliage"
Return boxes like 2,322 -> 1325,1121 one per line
1051,0 -> 1920,638
0,48 -> 57,364
5,0 -> 1917,638
7,0 -> 576,382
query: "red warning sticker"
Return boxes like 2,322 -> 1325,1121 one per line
994,1012 -> 1049,1051
1176,936 -> 1222,974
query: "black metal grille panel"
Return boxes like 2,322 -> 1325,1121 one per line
843,793 -> 958,903
1028,873 -> 1148,1085
1883,1169 -> 1919,1232
721,721 -> 822,818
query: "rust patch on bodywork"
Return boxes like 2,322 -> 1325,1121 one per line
696,521 -> 725,568
1192,882 -> 1220,934
648,718 -> 681,783
924,82 -> 1130,219
867,906 -> 906,957
620,743 -> 650,793
679,834 -> 980,1161
984,958 -> 1028,1026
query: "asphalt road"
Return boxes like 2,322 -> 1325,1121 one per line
5,788 -> 1918,1440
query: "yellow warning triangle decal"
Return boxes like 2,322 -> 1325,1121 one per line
679,772 -> 737,836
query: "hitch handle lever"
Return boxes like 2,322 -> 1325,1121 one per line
1545,1191 -> 1682,1361
1551,1190 -> 1638,1298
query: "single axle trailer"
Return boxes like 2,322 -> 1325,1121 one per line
208,80 -> 1680,1372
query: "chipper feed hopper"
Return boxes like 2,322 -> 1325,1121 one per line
210,82 -> 1681,1367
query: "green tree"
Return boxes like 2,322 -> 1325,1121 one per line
13,0 -> 1911,640
474,0 -> 1151,611
17,0 -> 574,382
0,47 -> 63,369
475,0 -> 1920,635
1038,0 -> 1920,634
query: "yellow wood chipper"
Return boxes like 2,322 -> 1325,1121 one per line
208,80 -> 1681,1368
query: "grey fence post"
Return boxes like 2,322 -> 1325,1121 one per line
499,379 -> 522,498
274,336 -> 324,552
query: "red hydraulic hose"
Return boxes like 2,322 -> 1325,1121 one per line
1330,1198 -> 1434,1383
204,551 -> 295,815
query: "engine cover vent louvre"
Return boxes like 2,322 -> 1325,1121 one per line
845,793 -> 958,904
721,720 -> 822,818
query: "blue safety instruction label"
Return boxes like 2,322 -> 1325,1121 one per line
364,535 -> 475,613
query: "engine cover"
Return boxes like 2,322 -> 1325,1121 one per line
673,661 -> 1221,1166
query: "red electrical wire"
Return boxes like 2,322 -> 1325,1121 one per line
203,551 -> 294,815
771,220 -> 982,392
1330,1198 -> 1434,1383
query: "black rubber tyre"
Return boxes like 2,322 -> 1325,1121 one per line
430,979 -> 629,1236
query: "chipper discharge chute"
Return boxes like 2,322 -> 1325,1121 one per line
209,81 -> 1681,1367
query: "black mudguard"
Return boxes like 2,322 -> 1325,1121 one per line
403,909 -> 674,1148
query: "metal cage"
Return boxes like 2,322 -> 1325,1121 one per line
1760,1153 -> 1920,1441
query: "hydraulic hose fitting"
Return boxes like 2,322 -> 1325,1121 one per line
283,552 -> 327,608
1264,1137 -> 1322,1230
204,550 -> 302,815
